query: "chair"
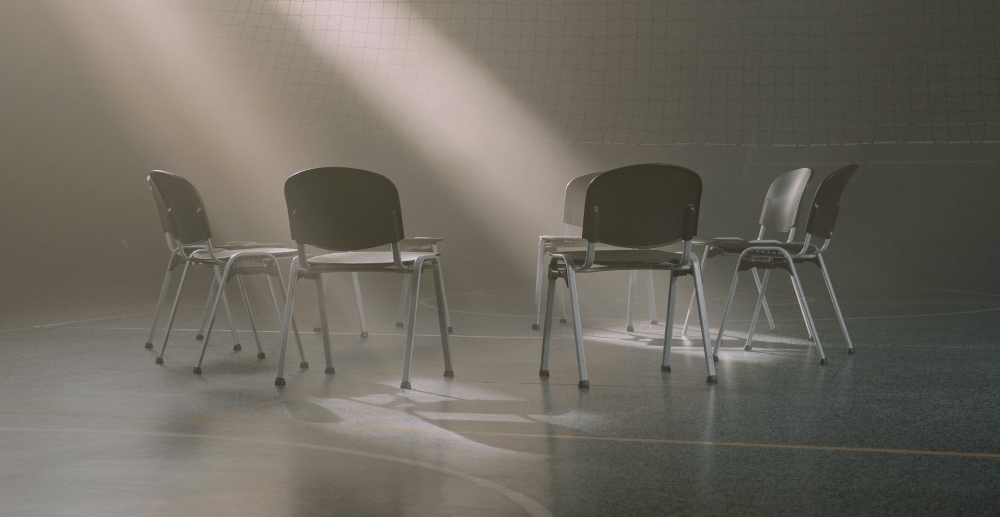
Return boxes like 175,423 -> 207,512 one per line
534,173 -> 658,332
539,164 -> 717,388
713,164 -> 860,363
274,167 -> 452,389
680,168 -> 816,340
312,237 -> 453,338
146,170 -> 307,373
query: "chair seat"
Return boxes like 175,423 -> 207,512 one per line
398,237 -> 443,255
190,247 -> 297,263
306,251 -> 430,270
561,249 -> 685,269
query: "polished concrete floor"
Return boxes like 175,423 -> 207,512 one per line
1,272 -> 999,516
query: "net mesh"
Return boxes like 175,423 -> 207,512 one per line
48,0 -> 1000,146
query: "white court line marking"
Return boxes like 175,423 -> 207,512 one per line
0,427 -> 554,517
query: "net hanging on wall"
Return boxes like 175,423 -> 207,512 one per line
48,0 -> 1000,146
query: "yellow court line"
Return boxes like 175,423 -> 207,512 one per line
294,422 -> 1000,460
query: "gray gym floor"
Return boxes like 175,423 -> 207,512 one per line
1,272 -> 999,516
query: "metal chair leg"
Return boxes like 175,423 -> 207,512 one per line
155,261 -> 190,364
434,258 -> 453,333
566,266 -> 589,389
626,270 -> 637,332
647,270 -> 658,325
539,273 -> 558,377
195,274 -> 217,341
236,276 -> 265,358
533,237 -> 546,330
682,245 -> 709,336
745,270 -> 772,351
395,274 -> 410,328
216,268 -> 242,351
195,264 -> 235,374
558,276 -> 568,324
313,276 -> 327,332
751,269 -> 777,332
691,259 -> 718,382
146,262 -> 173,349
432,261 -> 453,377
661,271 -> 678,371
713,267 -> 742,360
267,270 -> 306,368
786,258 -> 826,364
275,257 -> 300,386
401,260 -> 426,389
818,254 -> 854,353
314,275 -> 335,374
352,272 -> 369,338
788,274 -> 815,341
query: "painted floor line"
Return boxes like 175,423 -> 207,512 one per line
0,427 -> 554,517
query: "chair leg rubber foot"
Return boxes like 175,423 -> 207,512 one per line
400,381 -> 412,390
661,365 -> 671,372
144,342 -> 153,349
578,380 -> 590,389
626,326 -> 635,332
447,327 -> 453,334
274,377 -> 285,386
820,358 -> 828,365
193,367 -> 202,375
559,318 -> 568,324
707,375 -> 718,383
196,334 -> 204,341
539,370 -> 549,377
744,345 -> 753,351
155,357 -> 164,365
313,327 -> 322,333
325,367 -> 335,374
531,324 -> 540,330
847,348 -> 855,354
650,320 -> 658,325
395,322 -> 404,328
360,332 -> 369,338
300,362 -> 309,369
808,336 -> 815,342
713,355 -> 719,363
233,343 -> 242,351
443,370 -> 454,378
257,352 -> 266,360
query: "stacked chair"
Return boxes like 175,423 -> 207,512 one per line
713,165 -> 859,363
274,167 -> 453,389
534,173 -> 658,333
538,164 -> 718,388
681,168 -> 817,340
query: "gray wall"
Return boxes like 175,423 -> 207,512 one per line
2,1 -> 998,320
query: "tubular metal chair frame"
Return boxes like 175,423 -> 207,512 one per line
713,165 -> 859,364
538,164 -> 718,388
681,168 -> 816,340
312,237 -> 453,338
274,167 -> 452,389
534,173 -> 657,332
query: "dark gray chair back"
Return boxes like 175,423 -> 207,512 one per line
284,167 -> 405,251
148,170 -> 213,245
581,164 -> 702,248
805,164 -> 859,240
